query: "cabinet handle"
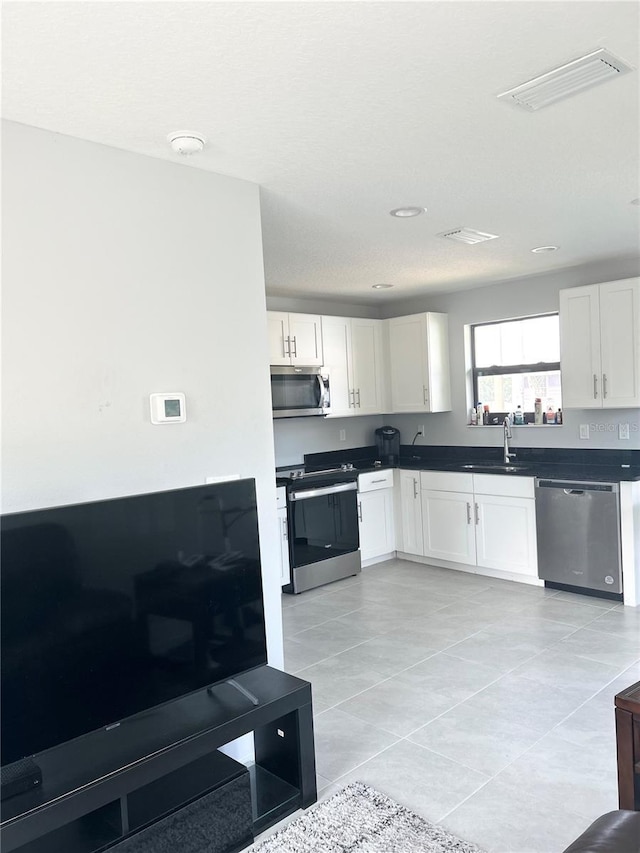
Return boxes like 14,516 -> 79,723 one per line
356,388 -> 361,407
413,478 -> 418,499
349,389 -> 355,408
423,386 -> 429,406
357,501 -> 363,522
291,336 -> 297,357
371,478 -> 387,484
474,503 -> 480,525
466,502 -> 471,524
593,374 -> 598,399
602,373 -> 607,399
282,518 -> 288,540
284,336 -> 290,358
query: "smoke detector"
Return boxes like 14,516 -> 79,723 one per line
438,227 -> 499,245
168,133 -> 206,155
497,48 -> 634,112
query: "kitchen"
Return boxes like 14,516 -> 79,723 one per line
3,3 -> 640,849
270,271 -> 640,609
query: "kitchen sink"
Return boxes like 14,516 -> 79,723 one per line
459,463 -> 530,473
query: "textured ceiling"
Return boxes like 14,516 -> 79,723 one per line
2,1 -> 639,304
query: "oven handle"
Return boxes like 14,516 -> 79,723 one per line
289,481 -> 358,501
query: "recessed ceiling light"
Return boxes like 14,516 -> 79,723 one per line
167,132 -> 206,155
531,245 -> 559,253
372,284 -> 394,290
389,207 -> 425,218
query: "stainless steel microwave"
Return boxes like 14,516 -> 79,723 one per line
270,366 -> 330,418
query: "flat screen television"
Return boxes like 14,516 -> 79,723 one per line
1,479 -> 267,768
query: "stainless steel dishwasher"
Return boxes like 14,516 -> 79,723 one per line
535,479 -> 622,596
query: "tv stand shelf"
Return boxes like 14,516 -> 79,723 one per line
0,666 -> 317,853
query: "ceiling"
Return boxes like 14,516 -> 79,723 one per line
2,1 -> 639,304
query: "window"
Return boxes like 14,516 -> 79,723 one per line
471,314 -> 562,422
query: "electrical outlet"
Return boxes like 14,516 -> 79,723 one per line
619,423 -> 630,440
339,429 -> 346,442
579,424 -> 590,440
418,424 -> 425,436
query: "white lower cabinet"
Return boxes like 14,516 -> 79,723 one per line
398,470 -> 424,556
402,470 -> 538,582
421,488 -> 476,564
276,487 -> 290,586
474,493 -> 537,576
358,469 -> 395,564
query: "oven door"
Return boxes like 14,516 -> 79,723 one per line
286,481 -> 360,593
271,368 -> 329,418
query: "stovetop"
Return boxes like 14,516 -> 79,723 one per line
276,463 -> 359,488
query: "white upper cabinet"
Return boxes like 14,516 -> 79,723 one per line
388,313 -> 451,413
267,311 -> 323,366
321,316 -> 388,416
560,278 -> 640,409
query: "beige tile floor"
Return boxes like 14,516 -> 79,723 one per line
281,558 -> 640,853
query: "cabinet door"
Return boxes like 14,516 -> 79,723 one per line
389,315 -> 429,412
474,494 -> 537,576
358,489 -> 395,562
421,489 -> 476,565
351,319 -> 385,415
321,316 -> 354,416
288,314 -> 323,366
559,285 -> 602,408
277,507 -> 291,586
425,313 -> 452,413
399,471 -> 423,555
599,278 -> 640,409
267,312 -> 291,366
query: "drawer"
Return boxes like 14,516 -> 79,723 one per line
276,486 -> 287,509
472,473 -> 535,499
420,470 -> 474,493
358,469 -> 394,493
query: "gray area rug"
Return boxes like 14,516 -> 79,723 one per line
251,781 -> 484,852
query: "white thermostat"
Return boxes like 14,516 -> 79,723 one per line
149,392 -> 186,424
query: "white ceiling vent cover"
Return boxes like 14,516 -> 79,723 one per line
497,49 -> 634,111
438,227 -> 499,245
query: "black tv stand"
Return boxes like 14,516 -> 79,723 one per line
208,679 -> 260,706
0,667 -> 316,853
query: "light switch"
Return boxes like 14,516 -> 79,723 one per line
579,424 -> 589,440
619,423 -> 630,440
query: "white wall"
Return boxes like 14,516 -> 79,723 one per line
274,414 -> 384,466
269,261 -> 640,454
1,121 -> 284,673
382,264 -> 640,450
267,294 -> 382,319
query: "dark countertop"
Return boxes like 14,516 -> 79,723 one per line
302,445 -> 640,483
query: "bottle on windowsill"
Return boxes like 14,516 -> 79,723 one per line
556,408 -> 563,425
514,406 -> 524,425
534,398 -> 543,425
483,405 -> 490,425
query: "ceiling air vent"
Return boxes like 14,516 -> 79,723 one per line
438,227 -> 499,245
497,48 -> 634,112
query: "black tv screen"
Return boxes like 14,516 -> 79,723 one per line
1,479 -> 267,767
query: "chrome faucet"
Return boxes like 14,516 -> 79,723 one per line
503,416 -> 516,464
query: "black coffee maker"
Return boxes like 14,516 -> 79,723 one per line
375,426 -> 401,465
